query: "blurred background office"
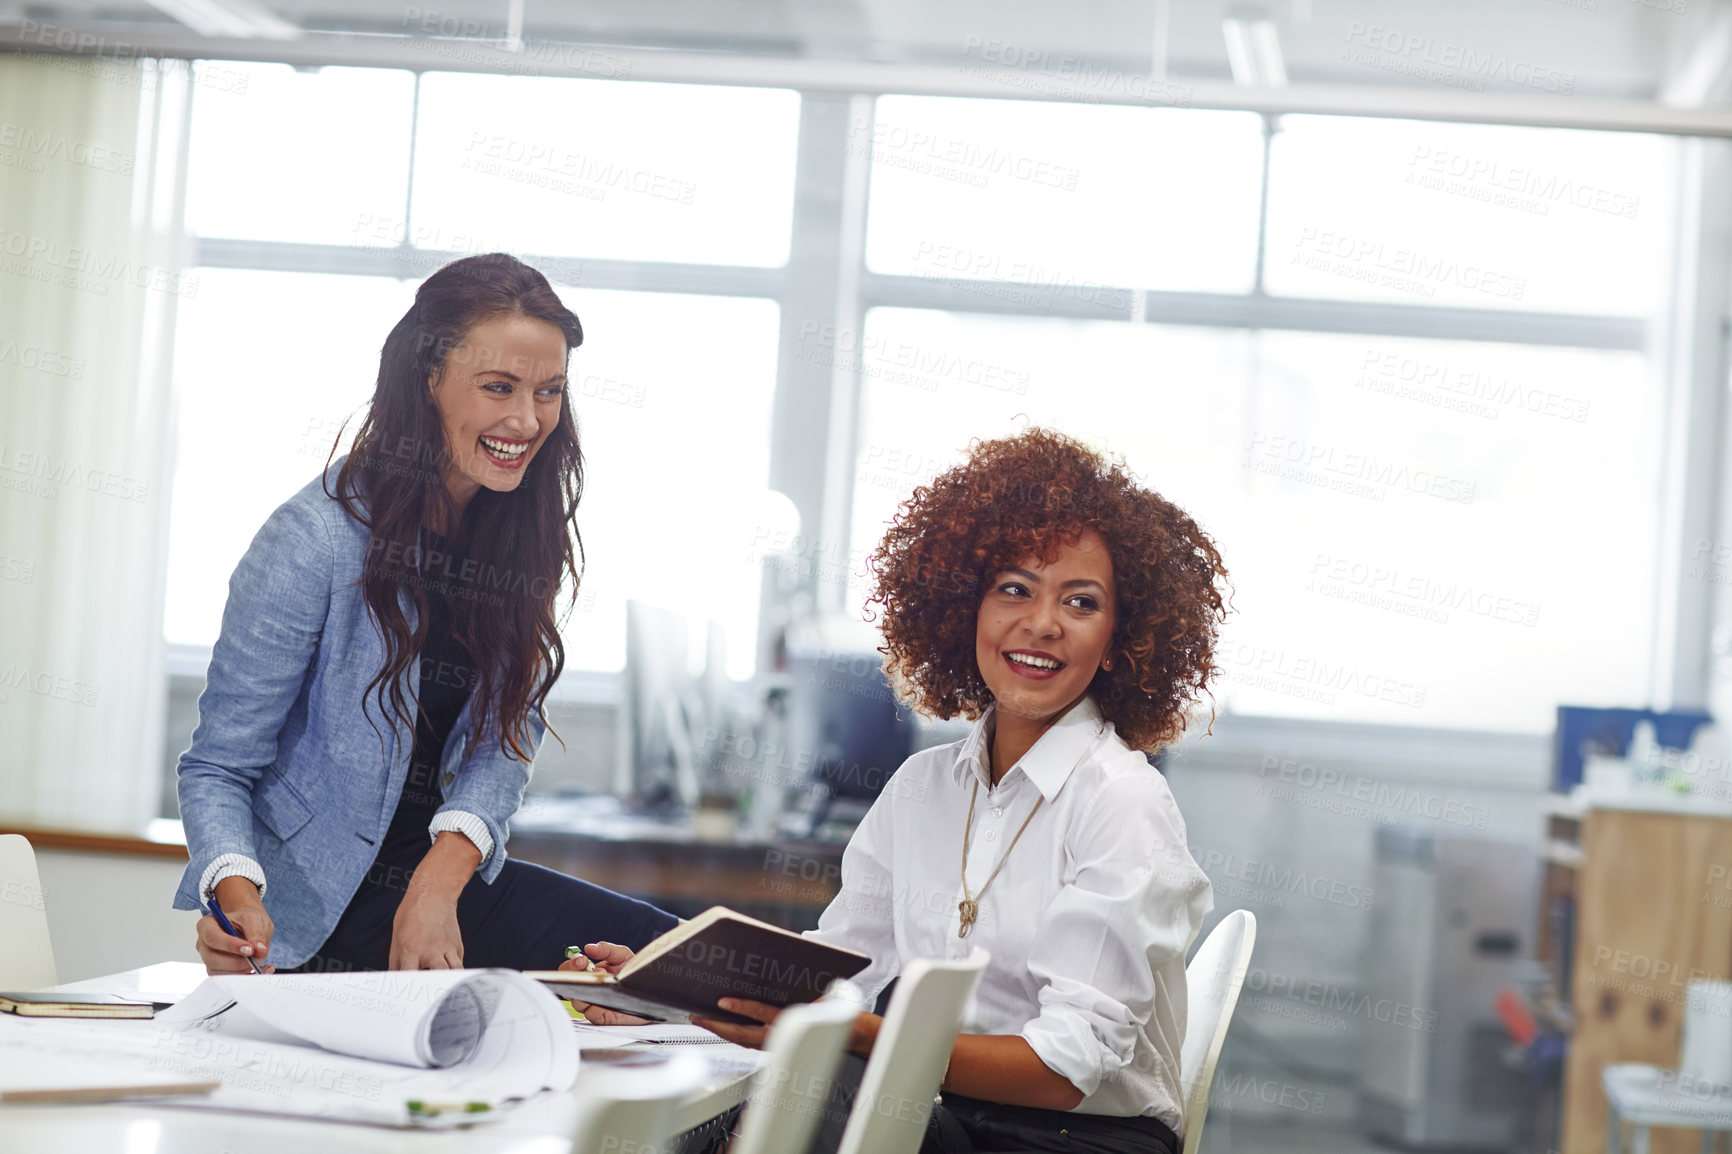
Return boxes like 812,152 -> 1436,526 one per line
3,1 -> 1732,1151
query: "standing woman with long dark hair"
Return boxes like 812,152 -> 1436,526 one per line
172,253 -> 677,974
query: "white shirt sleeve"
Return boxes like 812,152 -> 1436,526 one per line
198,853 -> 267,903
1018,773 -> 1213,1099
428,809 -> 496,862
804,788 -> 901,1008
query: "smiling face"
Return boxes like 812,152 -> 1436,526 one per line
974,526 -> 1118,728
428,311 -> 569,512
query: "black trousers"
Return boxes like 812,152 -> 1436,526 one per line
925,1093 -> 1181,1154
288,853 -> 679,973
797,1053 -> 1181,1154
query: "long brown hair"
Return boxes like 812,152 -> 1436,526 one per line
325,253 -> 584,764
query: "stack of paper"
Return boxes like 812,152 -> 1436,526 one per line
0,969 -> 578,1127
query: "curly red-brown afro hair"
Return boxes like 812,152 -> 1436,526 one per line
865,427 -> 1231,752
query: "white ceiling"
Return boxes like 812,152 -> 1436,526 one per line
0,0 -> 1716,100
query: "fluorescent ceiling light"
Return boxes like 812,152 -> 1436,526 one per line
1222,14 -> 1286,86
145,0 -> 300,39
1251,20 -> 1287,86
1222,18 -> 1258,85
1661,0 -> 1732,106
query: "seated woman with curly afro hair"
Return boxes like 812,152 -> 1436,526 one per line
681,426 -> 1231,1154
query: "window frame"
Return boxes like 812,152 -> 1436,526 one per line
176,67 -> 799,704
162,58 -> 1715,753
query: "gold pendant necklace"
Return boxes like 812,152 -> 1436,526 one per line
957,770 -> 1045,939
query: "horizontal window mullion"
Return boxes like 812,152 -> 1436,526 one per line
1165,713 -> 1551,788
861,271 -> 1646,351
194,237 -> 787,297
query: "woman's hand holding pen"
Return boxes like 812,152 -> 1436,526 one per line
196,876 -> 275,974
556,942 -> 651,1025
567,940 -> 634,976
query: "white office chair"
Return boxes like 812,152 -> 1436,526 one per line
835,950 -> 990,1154
1178,909 -> 1258,1154
569,1050 -> 710,1154
0,834 -> 57,989
730,982 -> 866,1154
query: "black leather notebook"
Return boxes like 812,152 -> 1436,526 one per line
530,905 -> 870,1025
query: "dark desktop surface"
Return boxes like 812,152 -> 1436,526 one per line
510,794 -> 846,931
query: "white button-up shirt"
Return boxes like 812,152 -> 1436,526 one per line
806,695 -> 1214,1132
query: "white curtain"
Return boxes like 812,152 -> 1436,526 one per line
0,53 -> 191,830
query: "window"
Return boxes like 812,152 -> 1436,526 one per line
847,99 -> 1675,733
410,72 -> 801,265
165,275 -> 780,679
1227,329 -> 1654,729
865,96 -> 1265,294
546,286 -> 779,678
1263,115 -> 1674,314
164,268 -> 415,645
185,64 -> 415,245
167,63 -> 1680,730
169,61 -> 796,685
845,308 -> 1656,732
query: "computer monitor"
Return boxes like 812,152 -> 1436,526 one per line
614,601 -> 709,811
786,642 -> 915,835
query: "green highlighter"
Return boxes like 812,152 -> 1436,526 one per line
406,1100 -> 492,1117
560,947 -> 593,1022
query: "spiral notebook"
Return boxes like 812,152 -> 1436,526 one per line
569,1021 -> 731,1047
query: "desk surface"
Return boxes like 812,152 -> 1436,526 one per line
509,797 -> 846,922
1601,1063 -> 1732,1128
0,963 -> 756,1154
512,794 -> 850,856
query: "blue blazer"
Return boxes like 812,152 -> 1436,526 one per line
171,457 -> 546,968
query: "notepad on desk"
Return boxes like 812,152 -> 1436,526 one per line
0,991 -> 157,1019
528,905 -> 869,1025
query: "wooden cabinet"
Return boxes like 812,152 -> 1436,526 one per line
1559,808 -> 1732,1154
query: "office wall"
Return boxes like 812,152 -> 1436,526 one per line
36,849 -> 201,984
1162,724 -> 1549,1122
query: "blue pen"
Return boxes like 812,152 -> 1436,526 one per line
206,897 -> 266,974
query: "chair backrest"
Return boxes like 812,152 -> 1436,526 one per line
0,834 -> 57,989
1179,909 -> 1257,1154
730,984 -> 865,1154
569,1050 -> 710,1154
835,950 -> 989,1154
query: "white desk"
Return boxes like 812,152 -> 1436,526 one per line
0,963 -> 757,1154
1602,1063 -> 1732,1154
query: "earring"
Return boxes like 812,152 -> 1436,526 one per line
1102,658 -> 1113,671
